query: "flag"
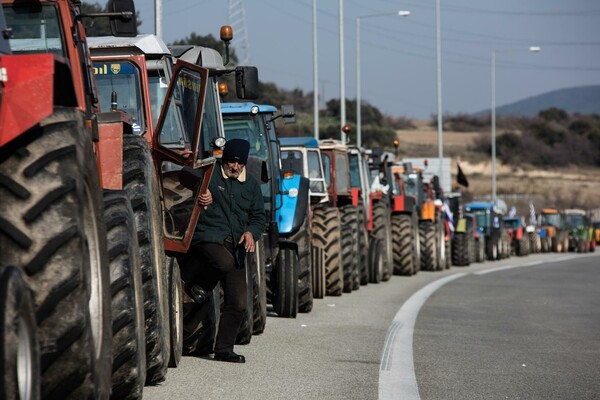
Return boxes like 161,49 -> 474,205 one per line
456,161 -> 469,188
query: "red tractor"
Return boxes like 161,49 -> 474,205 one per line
1,1 -> 257,398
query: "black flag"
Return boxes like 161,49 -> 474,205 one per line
456,161 -> 469,188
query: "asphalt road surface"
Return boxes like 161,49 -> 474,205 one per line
144,252 -> 600,400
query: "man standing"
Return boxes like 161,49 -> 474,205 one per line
184,138 -> 266,363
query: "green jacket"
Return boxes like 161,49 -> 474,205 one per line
192,161 -> 266,266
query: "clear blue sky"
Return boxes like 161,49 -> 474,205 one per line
114,0 -> 599,119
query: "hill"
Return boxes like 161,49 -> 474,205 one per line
477,85 -> 600,117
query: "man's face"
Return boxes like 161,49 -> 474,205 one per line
224,160 -> 245,179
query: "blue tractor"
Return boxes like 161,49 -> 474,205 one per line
221,103 -> 311,320
464,202 -> 510,260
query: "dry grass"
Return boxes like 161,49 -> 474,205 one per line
394,121 -> 600,215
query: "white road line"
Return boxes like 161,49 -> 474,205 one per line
378,273 -> 467,400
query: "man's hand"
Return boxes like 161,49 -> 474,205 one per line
198,190 -> 213,210
238,231 -> 256,252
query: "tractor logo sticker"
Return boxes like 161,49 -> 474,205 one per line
111,64 -> 121,74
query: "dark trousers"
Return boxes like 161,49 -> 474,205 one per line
182,241 -> 247,354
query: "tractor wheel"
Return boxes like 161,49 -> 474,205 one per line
517,238 -> 529,256
312,207 -> 344,296
392,214 -> 414,275
235,261 -> 254,345
102,190 -> 146,399
340,205 -> 359,293
476,238 -> 486,263
552,237 -> 562,253
411,212 -> 421,274
273,247 -> 298,318
419,221 -> 437,271
371,202 -> 393,281
167,257 -> 183,368
181,284 -> 220,356
249,239 -> 267,334
368,238 -> 384,283
0,267 -> 40,400
356,204 -> 369,286
486,237 -> 499,260
311,244 -> 325,299
445,237 -> 451,269
122,135 -> 170,385
0,108 -> 112,399
451,233 -> 470,266
294,206 -> 314,313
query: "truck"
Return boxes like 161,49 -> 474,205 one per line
221,103 -> 311,318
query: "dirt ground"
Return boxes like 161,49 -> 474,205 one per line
394,121 -> 600,215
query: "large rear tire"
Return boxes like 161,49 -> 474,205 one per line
340,205 -> 359,293
357,204 -> 370,285
0,109 -> 112,399
122,135 -> 170,385
451,233 -> 470,266
249,239 -> 267,335
273,247 -> 298,318
371,202 -> 393,281
419,221 -> 437,271
235,265 -> 254,345
103,190 -> 146,399
311,244 -> 325,299
181,285 -> 220,356
311,207 -> 344,296
368,238 -> 384,284
293,207 -> 313,313
392,214 -> 414,275
0,266 -> 40,400
167,257 -> 183,368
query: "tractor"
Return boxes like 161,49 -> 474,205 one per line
220,103 -> 311,319
464,202 -> 510,261
318,138 -> 366,292
503,216 -> 530,256
563,209 -> 594,253
279,136 -> 330,299
539,208 -> 569,253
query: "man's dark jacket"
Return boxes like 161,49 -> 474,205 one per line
192,161 -> 266,266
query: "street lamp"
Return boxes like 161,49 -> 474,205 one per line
491,46 -> 541,206
355,10 -> 410,148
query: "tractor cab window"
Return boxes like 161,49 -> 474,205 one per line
3,3 -> 65,57
321,153 -> 332,188
222,113 -> 273,212
348,153 -> 361,189
307,150 -> 326,194
335,152 -> 349,193
199,79 -> 222,158
157,67 -> 203,150
281,150 -> 303,175
474,211 -> 489,229
504,219 -> 519,229
93,61 -> 145,134
564,214 -> 585,228
147,58 -> 171,128
541,213 -> 561,227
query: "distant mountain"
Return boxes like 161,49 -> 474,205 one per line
477,85 -> 600,117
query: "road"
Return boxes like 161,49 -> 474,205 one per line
144,252 -> 600,400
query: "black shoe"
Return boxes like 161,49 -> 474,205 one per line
214,351 -> 245,363
187,284 -> 209,305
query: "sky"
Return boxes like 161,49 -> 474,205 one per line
110,0 -> 599,119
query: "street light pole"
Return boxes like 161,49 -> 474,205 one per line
339,0 -> 347,143
355,11 -> 410,148
436,0 -> 443,179
491,46 -> 541,206
313,0 -> 319,139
